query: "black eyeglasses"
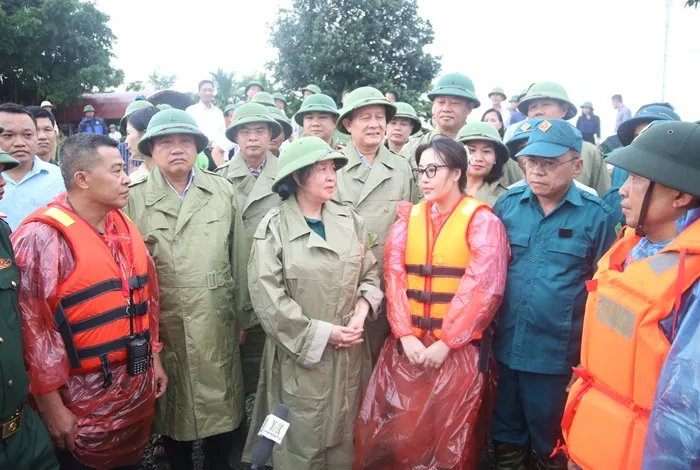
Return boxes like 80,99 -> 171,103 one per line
412,165 -> 448,179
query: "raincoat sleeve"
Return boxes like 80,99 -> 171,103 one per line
12,221 -> 73,394
642,281 -> 700,469
228,189 -> 251,330
351,211 -> 383,318
441,208 -> 508,349
147,253 -> 162,353
384,202 -> 415,338
247,213 -> 333,369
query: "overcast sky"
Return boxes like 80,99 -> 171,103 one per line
96,0 -> 699,137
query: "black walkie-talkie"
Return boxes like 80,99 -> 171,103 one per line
126,291 -> 150,377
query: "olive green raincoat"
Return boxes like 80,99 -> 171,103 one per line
217,152 -> 281,394
125,167 -> 245,441
243,197 -> 383,469
579,141 -> 611,195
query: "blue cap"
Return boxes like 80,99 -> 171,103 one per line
506,119 -> 543,160
515,119 -> 583,159
617,105 -> 680,146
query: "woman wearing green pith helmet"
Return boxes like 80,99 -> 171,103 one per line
243,137 -> 383,470
457,121 -> 511,206
385,102 -> 422,155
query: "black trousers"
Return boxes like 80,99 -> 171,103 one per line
163,431 -> 234,470
57,451 -> 137,470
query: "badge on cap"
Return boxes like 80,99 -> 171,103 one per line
520,122 -> 531,132
538,120 -> 552,132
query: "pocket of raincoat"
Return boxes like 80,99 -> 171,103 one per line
278,347 -> 327,400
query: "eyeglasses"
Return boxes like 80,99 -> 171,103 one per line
412,165 -> 448,179
522,156 -> 577,172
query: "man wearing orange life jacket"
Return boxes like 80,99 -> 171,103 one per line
561,121 -> 700,470
11,134 -> 167,470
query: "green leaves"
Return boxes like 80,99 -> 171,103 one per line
0,0 -> 123,105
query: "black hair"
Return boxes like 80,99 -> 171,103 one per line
59,133 -> 118,190
611,94 -> 623,102
198,80 -> 214,90
0,103 -> 37,128
127,107 -> 161,133
481,108 -> 505,138
276,167 -> 313,200
385,90 -> 399,101
415,137 -> 467,193
26,105 -> 56,127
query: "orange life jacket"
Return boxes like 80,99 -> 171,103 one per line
561,221 -> 700,470
405,197 -> 489,339
24,204 -> 151,376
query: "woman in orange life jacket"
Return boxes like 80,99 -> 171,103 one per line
354,137 -> 509,469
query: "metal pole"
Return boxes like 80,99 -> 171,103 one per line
662,0 -> 672,101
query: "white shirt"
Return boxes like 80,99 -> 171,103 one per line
494,106 -> 512,127
185,101 -> 226,149
109,131 -> 122,142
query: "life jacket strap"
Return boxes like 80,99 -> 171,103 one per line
405,264 -> 465,278
406,289 -> 454,304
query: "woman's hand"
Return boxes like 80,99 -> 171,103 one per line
400,335 -> 426,365
329,325 -> 364,349
419,340 -> 451,369
153,353 -> 168,399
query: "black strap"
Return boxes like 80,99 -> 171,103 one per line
60,279 -> 122,309
100,355 -> 113,388
406,289 -> 454,304
69,301 -> 149,335
128,274 -> 148,290
54,304 -> 82,369
411,315 -> 443,330
406,264 -> 465,278
76,329 -> 151,360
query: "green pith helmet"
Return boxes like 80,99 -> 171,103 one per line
156,103 -> 172,111
245,81 -> 265,94
272,136 -> 348,193
488,87 -> 507,100
252,91 -> 276,107
336,87 -> 397,134
517,82 -> 577,120
272,92 -> 288,105
456,121 -> 510,164
391,102 -> 422,135
293,94 -> 340,126
517,88 -> 529,102
83,105 -> 95,113
137,109 -> 209,157
509,95 -> 520,103
269,107 -> 293,140
0,149 -> 20,170
427,73 -> 480,107
606,121 -> 700,198
120,100 -> 154,132
224,103 -> 237,114
581,101 -> 594,110
225,102 -> 282,143
301,84 -> 322,95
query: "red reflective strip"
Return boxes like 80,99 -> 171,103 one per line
585,279 -> 598,292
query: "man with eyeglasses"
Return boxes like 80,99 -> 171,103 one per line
217,102 -> 283,401
490,119 -> 617,469
334,86 -> 419,364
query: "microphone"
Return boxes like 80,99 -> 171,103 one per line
250,404 -> 290,470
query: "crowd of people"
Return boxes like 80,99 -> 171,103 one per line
0,72 -> 698,470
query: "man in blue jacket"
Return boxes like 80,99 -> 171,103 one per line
77,105 -> 107,135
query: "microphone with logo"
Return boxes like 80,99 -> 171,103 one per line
250,404 -> 290,470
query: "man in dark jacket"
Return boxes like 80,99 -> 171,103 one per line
77,105 -> 107,135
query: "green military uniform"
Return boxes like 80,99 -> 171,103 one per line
0,148 -> 57,470
126,111 -> 245,441
128,161 -> 151,185
219,103 -> 284,395
334,87 -> 418,362
243,137 -> 383,469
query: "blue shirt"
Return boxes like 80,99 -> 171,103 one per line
0,156 -> 66,230
641,208 -> 700,468
492,183 -> 618,374
610,166 -> 629,189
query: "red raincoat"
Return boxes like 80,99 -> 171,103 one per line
11,194 -> 161,469
355,199 -> 508,469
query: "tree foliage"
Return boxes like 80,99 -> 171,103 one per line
270,0 -> 440,118
148,69 -> 177,90
687,0 -> 698,7
0,0 -> 123,105
210,68 -> 236,110
126,80 -> 145,92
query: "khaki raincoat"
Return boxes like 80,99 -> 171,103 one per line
125,167 -> 245,441
334,142 -> 417,361
217,152 -> 281,394
243,196 -> 383,469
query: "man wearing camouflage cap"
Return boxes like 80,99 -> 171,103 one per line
294,93 -> 341,148
491,119 -> 617,469
335,86 -> 419,363
385,102 -> 422,154
562,121 -> 700,470
0,138 -> 57,470
515,81 -> 611,196
218,103 -> 284,396
126,109 -> 245,470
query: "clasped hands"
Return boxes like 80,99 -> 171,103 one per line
328,297 -> 371,349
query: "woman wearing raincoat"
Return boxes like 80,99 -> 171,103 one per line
355,137 -> 509,469
243,136 -> 383,469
